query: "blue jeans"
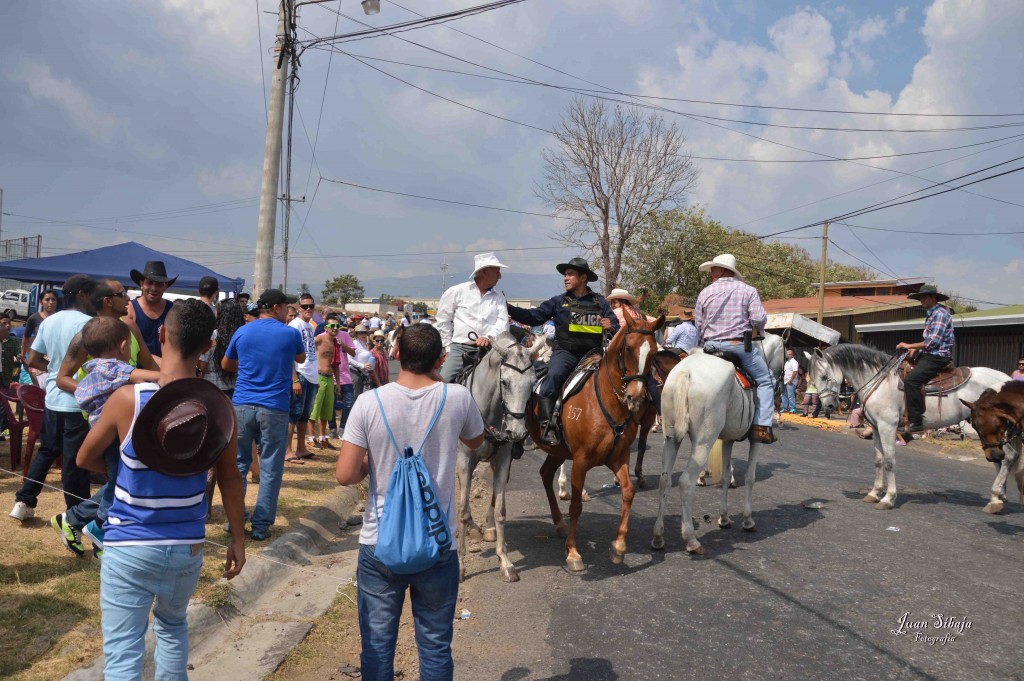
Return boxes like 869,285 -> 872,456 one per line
65,441 -> 120,527
541,349 -> 587,400
16,408 -> 90,509
357,544 -> 459,681
334,382 -> 355,430
439,343 -> 478,383
782,383 -> 797,412
704,340 -> 775,427
288,375 -> 317,424
234,404 -> 289,533
100,543 -> 204,681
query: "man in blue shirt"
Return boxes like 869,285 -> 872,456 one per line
663,308 -> 698,352
897,284 -> 955,434
507,258 -> 617,445
222,289 -> 305,540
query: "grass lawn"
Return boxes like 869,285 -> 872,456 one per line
0,436 -> 350,680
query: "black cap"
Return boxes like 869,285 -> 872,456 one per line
198,276 -> 219,294
62,274 -> 96,297
256,289 -> 298,309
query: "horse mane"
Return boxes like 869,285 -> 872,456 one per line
979,381 -> 1024,408
823,343 -> 889,370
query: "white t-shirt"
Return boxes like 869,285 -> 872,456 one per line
289,317 -> 318,383
368,316 -> 382,329
343,382 -> 484,550
783,357 -> 799,383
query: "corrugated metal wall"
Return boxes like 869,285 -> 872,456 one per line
823,306 -> 923,343
859,325 -> 1024,374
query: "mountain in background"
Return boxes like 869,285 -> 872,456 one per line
359,271 -> 566,301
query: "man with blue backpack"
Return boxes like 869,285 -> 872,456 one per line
336,323 -> 484,681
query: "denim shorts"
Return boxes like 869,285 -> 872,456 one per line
288,375 -> 318,424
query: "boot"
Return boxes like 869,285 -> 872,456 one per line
749,425 -> 777,444
537,396 -> 560,446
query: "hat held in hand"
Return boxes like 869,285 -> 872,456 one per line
132,378 -> 236,477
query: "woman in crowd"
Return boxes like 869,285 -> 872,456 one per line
1012,358 -> 1024,381
370,330 -> 390,386
20,289 -> 58,384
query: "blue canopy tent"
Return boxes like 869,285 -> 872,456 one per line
0,241 -> 245,294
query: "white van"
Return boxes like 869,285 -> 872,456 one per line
1,289 -> 31,320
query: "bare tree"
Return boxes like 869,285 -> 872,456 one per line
537,97 -> 699,294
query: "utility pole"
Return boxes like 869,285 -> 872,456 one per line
817,221 -> 829,324
253,0 -> 292,296
440,258 -> 448,297
281,47 -> 299,293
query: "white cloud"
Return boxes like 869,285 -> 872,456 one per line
198,163 -> 261,198
7,59 -> 119,143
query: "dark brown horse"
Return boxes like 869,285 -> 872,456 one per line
527,312 -> 665,571
961,382 -> 1024,510
633,349 -> 684,487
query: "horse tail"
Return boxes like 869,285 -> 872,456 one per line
662,367 -> 690,442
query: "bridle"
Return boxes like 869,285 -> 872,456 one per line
816,352 -> 904,408
604,327 -> 657,404
463,338 -> 533,447
970,406 -> 1024,460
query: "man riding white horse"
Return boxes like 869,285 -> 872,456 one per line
694,253 -> 776,444
895,284 -> 955,435
507,257 -> 617,446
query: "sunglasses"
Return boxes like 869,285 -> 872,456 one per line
325,323 -> 340,329
374,338 -> 385,343
299,304 -> 315,310
107,290 -> 127,298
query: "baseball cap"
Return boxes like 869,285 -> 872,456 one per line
256,289 -> 298,309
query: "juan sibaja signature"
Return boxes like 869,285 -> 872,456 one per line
891,612 -> 972,645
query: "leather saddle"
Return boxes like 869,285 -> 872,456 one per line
701,347 -> 755,391
897,359 -> 972,395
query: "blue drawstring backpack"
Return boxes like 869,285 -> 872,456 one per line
368,384 -> 452,574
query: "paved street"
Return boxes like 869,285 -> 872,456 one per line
452,421 -> 1024,681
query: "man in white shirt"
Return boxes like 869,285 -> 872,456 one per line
368,314 -> 382,330
435,253 -> 511,383
349,324 -> 377,395
782,349 -> 799,414
288,293 -> 319,460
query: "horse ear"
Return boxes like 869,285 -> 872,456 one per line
804,351 -> 813,361
959,399 -> 975,410
653,314 -> 666,331
813,347 -> 825,359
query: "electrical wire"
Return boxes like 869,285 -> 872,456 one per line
256,0 -> 269,123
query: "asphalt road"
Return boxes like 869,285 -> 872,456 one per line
452,420 -> 1024,681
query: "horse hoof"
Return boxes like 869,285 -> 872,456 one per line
875,500 -> 894,510
609,548 -> 624,565
581,490 -> 591,502
501,566 -> 520,583
685,543 -> 706,556
467,541 -> 483,554
651,536 -> 665,551
482,528 -> 497,543
862,493 -> 880,504
467,527 -> 484,541
983,501 -> 1004,514
696,478 -> 707,487
635,475 -> 646,489
728,481 -> 737,489
558,491 -> 571,501
555,523 -> 569,538
742,521 -> 756,532
718,517 -> 732,529
566,556 -> 586,572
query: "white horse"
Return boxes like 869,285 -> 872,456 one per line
807,344 -> 1019,512
455,332 -> 537,583
651,334 -> 784,555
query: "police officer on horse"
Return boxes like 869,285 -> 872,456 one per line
507,257 -> 618,446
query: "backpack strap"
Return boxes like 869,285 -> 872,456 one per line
367,383 -> 449,527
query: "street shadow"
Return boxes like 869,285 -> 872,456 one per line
535,657 -> 618,680
985,519 -> 1024,537
840,486 -> 1007,511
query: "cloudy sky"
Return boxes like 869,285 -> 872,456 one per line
1,0 -> 1022,305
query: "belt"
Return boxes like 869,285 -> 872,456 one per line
318,371 -> 334,377
708,338 -> 744,344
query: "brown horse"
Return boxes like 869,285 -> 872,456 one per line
633,349 -> 684,487
961,382 -> 1024,509
527,312 -> 665,571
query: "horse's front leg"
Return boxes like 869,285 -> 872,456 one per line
681,440 -> 711,555
540,455 -> 568,537
635,407 -> 655,488
490,449 -> 519,582
984,455 -> 1014,514
874,421 -> 899,510
741,441 -> 758,531
483,486 -> 497,543
455,450 -> 477,581
558,460 -> 590,502
609,448 -> 635,564
717,441 -> 734,529
565,460 -> 590,572
651,435 -> 681,551
863,425 -> 887,504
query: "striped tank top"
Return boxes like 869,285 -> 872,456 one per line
104,383 -> 208,546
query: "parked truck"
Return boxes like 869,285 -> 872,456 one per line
1,289 -> 31,320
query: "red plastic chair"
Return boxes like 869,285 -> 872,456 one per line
15,384 -> 47,477
0,387 -> 28,473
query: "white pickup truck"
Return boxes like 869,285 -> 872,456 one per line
1,289 -> 31,320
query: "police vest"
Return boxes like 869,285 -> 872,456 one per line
555,296 -> 604,353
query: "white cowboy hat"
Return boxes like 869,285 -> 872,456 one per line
606,288 -> 638,305
698,253 -> 743,281
470,252 -> 508,279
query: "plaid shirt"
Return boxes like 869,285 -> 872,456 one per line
922,304 -> 954,357
695,277 -> 767,342
75,358 -> 135,425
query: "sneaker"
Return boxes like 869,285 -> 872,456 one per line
251,529 -> 271,541
320,439 -> 337,450
9,501 -> 34,522
83,520 -> 105,550
51,514 -> 85,557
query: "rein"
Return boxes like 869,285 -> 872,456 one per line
819,351 -> 905,407
463,343 -> 531,447
591,327 -> 657,453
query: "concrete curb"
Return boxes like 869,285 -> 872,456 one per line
63,485 -> 362,681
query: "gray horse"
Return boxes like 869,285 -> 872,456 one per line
455,332 -> 537,583
808,344 -> 1019,511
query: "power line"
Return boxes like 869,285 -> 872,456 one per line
838,220 -> 1024,236
840,225 -> 901,280
301,0 -> 341,199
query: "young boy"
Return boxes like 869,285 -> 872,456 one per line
310,314 -> 340,449
78,299 -> 246,679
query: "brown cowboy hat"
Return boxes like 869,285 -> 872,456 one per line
907,284 -> 949,302
131,378 -> 236,477
556,257 -> 598,282
130,261 -> 178,286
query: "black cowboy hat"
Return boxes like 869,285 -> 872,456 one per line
130,261 -> 178,287
907,284 -> 949,302
556,257 -> 598,282
132,378 -> 236,477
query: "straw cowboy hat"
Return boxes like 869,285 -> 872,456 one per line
372,330 -> 386,339
556,257 -> 599,282
470,252 -> 508,279
352,324 -> 371,334
907,284 -> 949,302
698,253 -> 743,281
677,307 -> 695,320
131,378 -> 236,477
130,261 -> 178,287
606,288 -> 639,305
